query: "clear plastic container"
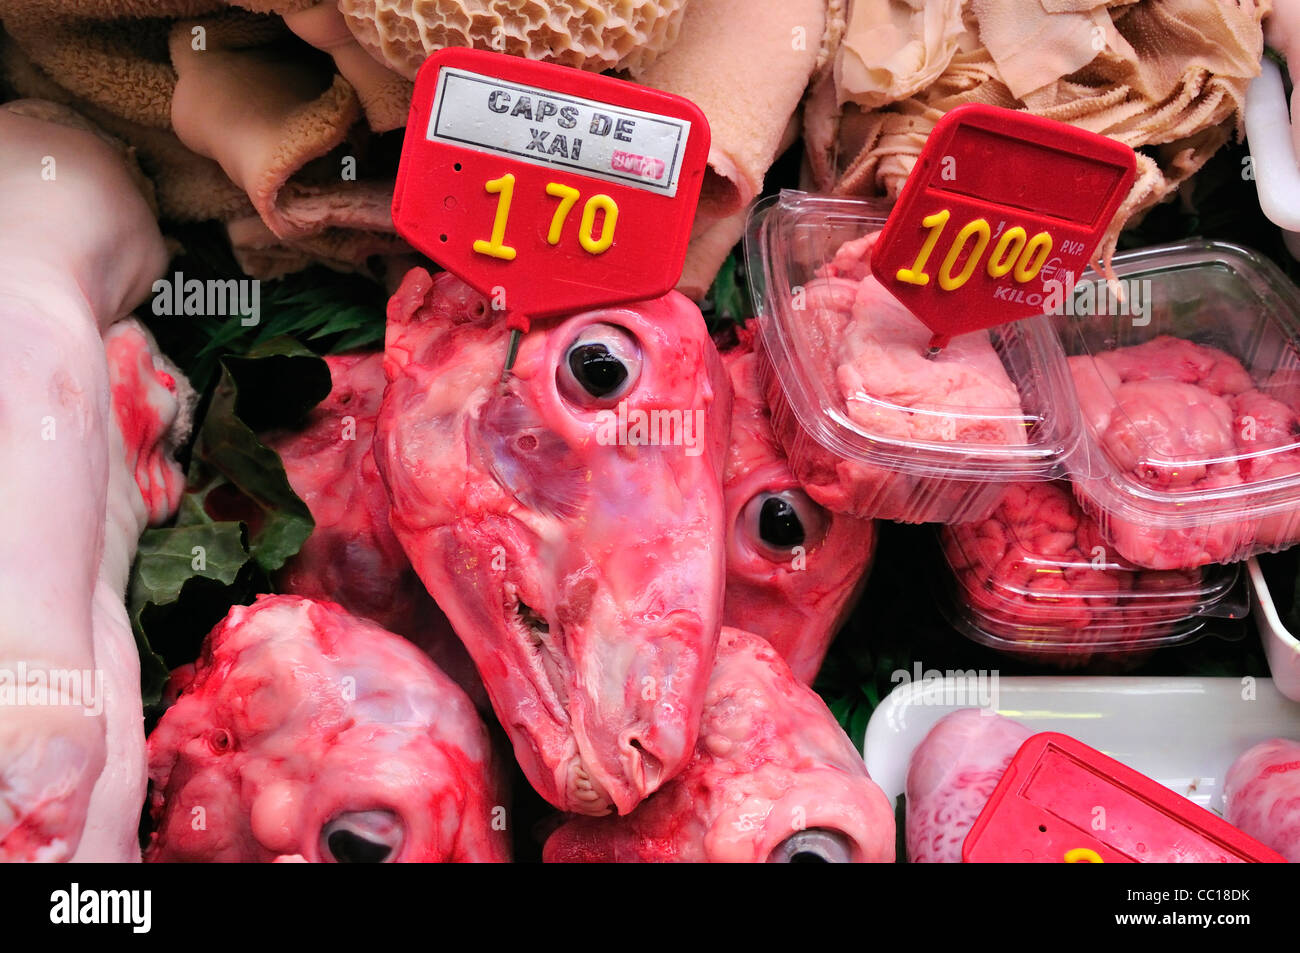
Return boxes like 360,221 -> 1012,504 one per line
1053,240 -> 1300,569
936,481 -> 1241,668
745,191 -> 1081,524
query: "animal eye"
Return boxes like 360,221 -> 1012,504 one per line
742,490 -> 827,557
766,829 -> 854,863
319,810 -> 404,863
558,324 -> 642,405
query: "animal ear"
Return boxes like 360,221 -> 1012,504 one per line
385,268 -> 494,372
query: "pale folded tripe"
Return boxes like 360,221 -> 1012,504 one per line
810,0 -> 1271,260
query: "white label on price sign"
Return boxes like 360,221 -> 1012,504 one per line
426,67 -> 691,197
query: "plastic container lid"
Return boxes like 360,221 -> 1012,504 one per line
937,481 -> 1241,665
745,191 -> 1081,525
1054,240 -> 1300,569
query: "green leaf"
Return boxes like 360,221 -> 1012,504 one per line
190,338 -> 329,572
127,336 -> 333,704
139,232 -> 389,395
128,521 -> 255,707
129,524 -> 249,616
706,249 -> 753,325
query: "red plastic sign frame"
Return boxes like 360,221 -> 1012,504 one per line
962,732 -> 1286,863
870,104 -> 1137,349
393,47 -> 710,324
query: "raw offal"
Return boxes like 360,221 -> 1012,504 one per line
264,352 -> 483,706
1223,737 -> 1300,863
339,0 -> 689,79
772,233 -> 1025,521
906,708 -> 1032,863
105,320 -> 194,529
543,629 -> 895,862
0,101 -> 170,861
145,595 -> 507,863
376,269 -> 732,817
815,0 -> 1268,261
74,319 -> 193,863
720,324 -> 876,684
283,1 -> 414,133
637,0 -> 830,223
942,482 -> 1202,667
167,15 -> 408,275
1068,335 -> 1300,568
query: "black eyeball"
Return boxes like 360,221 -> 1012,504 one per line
320,810 -> 404,863
558,324 -> 642,406
742,490 -> 827,559
766,829 -> 855,863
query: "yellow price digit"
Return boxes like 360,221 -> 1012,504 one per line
579,194 -> 618,254
1013,230 -> 1053,283
896,209 -> 950,286
473,174 -> 518,261
545,182 -> 581,245
1063,847 -> 1104,863
938,218 -> 991,291
986,226 -> 1027,279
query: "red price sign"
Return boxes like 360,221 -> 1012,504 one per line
393,47 -> 710,326
962,733 -> 1285,863
870,104 -> 1137,350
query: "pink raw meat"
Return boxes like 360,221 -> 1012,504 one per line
69,320 -> 193,863
0,102 -> 171,861
263,352 -> 482,705
1231,389 -> 1300,546
543,629 -> 895,862
906,709 -> 1032,862
105,321 -> 192,529
145,595 -> 507,862
1066,334 -> 1293,568
1095,335 -> 1254,396
1223,738 -> 1300,862
770,233 -> 1025,521
1101,381 -> 1239,489
720,324 -> 876,684
375,269 -> 731,817
943,482 -> 1200,666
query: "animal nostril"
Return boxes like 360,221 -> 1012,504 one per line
628,738 -> 664,791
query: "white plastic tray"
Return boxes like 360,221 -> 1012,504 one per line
1244,57 -> 1300,258
864,676 -> 1300,813
1247,557 -> 1300,703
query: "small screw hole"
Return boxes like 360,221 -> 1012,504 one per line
439,234 -> 448,243
453,163 -> 462,171
1038,825 -> 1047,833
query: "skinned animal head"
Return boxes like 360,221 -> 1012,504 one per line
375,268 -> 731,816
145,595 -> 507,862
543,628 -> 896,862
719,324 -> 876,683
